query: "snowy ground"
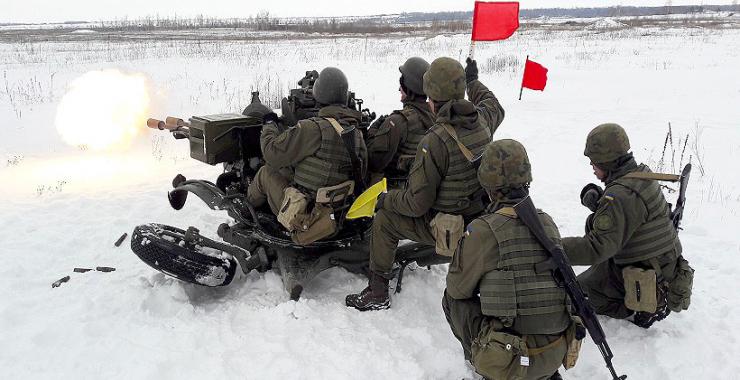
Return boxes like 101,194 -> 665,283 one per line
1,18 -> 740,379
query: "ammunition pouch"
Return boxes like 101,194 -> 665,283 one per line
472,324 -> 529,380
430,212 -> 465,257
279,181 -> 355,245
667,256 -> 694,312
563,316 -> 585,370
290,203 -> 336,245
622,266 -> 658,313
315,180 -> 354,205
278,187 -> 310,232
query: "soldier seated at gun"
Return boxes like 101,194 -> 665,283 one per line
245,67 -> 369,245
365,57 -> 434,188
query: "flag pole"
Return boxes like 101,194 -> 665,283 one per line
519,55 -> 528,101
469,40 -> 476,60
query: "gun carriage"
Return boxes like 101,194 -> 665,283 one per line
131,71 -> 449,300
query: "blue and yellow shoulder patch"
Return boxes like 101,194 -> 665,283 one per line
422,144 -> 429,154
604,194 -> 615,202
465,225 -> 473,237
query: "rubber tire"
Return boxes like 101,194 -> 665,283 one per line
131,224 -> 237,287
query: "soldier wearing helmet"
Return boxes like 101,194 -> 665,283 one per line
365,57 -> 435,186
562,123 -> 692,328
346,57 -> 505,311
246,67 -> 367,221
443,139 -> 575,380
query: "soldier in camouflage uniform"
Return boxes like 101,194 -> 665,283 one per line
246,67 -> 367,216
444,139 -> 572,380
563,123 -> 692,328
346,57 -> 505,311
365,57 -> 434,185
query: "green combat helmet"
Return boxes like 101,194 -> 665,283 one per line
423,57 -> 466,102
313,67 -> 349,106
584,123 -> 631,164
478,139 -> 533,190
399,57 -> 430,96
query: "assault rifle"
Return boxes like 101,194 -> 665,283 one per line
671,163 -> 691,231
514,196 -> 627,380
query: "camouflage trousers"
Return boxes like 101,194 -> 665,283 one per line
442,291 -> 567,380
246,165 -> 291,216
369,208 -> 435,275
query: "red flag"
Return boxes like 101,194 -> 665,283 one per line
522,58 -> 548,91
471,1 -> 520,41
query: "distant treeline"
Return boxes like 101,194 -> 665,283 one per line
399,4 -> 739,22
3,4 -> 737,33
91,12 -> 471,34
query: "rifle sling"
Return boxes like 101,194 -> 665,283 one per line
513,197 -> 559,254
442,124 -> 476,162
326,118 -> 366,194
622,172 -> 680,182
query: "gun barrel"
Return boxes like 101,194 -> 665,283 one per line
147,118 -> 166,130
148,118 -> 185,131
166,116 -> 189,127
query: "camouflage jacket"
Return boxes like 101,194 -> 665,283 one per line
562,157 -> 682,266
446,200 -> 571,335
366,99 -> 434,179
380,80 -> 505,217
260,105 -> 367,189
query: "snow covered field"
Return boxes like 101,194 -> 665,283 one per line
2,18 -> 740,379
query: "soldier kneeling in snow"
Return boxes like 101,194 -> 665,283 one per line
562,123 -> 694,328
444,140 -> 580,380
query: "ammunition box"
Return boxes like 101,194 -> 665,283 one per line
188,113 -> 262,165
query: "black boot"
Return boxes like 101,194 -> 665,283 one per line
346,271 -> 391,311
633,283 -> 671,329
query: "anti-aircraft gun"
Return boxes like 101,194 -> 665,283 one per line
131,70 -> 444,300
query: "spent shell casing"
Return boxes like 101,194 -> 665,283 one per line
52,276 -> 71,288
114,233 -> 128,247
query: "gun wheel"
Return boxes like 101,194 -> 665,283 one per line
131,224 -> 237,287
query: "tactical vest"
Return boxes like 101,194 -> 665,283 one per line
392,107 -> 429,165
609,164 -> 680,265
293,117 -> 363,194
429,122 -> 491,215
479,208 -> 571,335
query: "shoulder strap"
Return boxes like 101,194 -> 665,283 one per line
622,172 -> 681,182
441,123 -> 475,162
326,117 -> 345,136
325,118 -> 366,194
494,207 -> 518,218
399,107 -> 418,123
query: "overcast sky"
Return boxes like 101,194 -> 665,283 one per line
2,0 -> 735,23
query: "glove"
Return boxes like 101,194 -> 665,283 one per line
369,115 -> 388,131
465,57 -> 478,84
580,183 -> 604,212
375,193 -> 387,212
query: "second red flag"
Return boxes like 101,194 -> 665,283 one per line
522,58 -> 548,91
